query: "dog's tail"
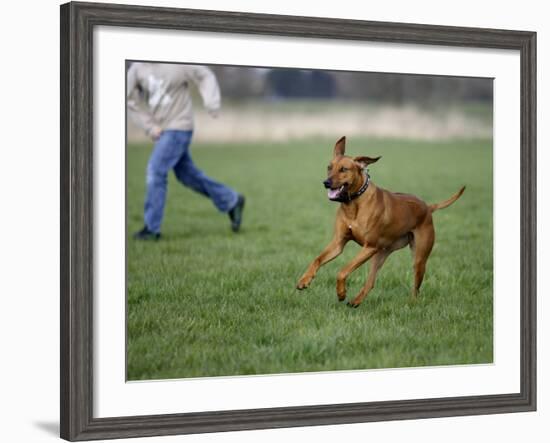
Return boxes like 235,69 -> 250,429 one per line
429,186 -> 466,212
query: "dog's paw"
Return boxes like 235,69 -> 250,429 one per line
347,301 -> 360,308
296,277 -> 312,290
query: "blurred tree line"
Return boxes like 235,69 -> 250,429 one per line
125,62 -> 492,104
209,66 -> 492,104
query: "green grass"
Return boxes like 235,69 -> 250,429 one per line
127,137 -> 493,380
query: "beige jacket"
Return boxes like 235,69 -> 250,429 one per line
127,63 -> 221,135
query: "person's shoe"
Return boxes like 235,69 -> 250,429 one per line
133,225 -> 161,241
228,195 -> 245,232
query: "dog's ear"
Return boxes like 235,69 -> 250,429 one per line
333,136 -> 346,157
354,156 -> 381,168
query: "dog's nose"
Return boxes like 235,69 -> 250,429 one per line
323,179 -> 332,189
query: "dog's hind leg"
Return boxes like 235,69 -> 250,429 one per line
411,220 -> 435,297
348,234 -> 411,307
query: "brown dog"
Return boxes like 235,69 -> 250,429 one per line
296,136 -> 465,307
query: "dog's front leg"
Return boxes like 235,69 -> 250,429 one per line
336,245 -> 377,302
297,236 -> 347,290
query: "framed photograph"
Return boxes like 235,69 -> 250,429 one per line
60,1 -> 536,441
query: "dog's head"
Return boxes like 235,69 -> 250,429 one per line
323,136 -> 380,202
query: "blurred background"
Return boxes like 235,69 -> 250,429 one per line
127,64 -> 493,143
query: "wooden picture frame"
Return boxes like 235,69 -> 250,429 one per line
60,1 -> 536,440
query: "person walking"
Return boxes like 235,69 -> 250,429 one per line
127,62 -> 245,240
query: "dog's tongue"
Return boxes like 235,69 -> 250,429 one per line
328,189 -> 340,199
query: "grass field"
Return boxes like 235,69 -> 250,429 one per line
127,137 -> 493,380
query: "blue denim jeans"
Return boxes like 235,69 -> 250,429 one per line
144,130 -> 239,233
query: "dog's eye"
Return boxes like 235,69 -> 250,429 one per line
340,167 -> 348,173
327,165 -> 332,171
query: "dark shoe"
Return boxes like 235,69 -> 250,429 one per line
228,195 -> 245,232
133,225 -> 161,241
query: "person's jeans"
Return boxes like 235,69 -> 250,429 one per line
144,130 -> 239,233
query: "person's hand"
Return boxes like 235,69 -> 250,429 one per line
149,126 -> 162,141
208,108 -> 220,119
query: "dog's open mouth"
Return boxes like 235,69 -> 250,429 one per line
327,184 -> 348,201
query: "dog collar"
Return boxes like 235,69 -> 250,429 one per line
344,170 -> 370,203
